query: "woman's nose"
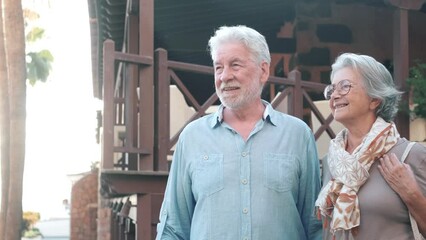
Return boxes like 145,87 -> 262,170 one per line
330,89 -> 341,100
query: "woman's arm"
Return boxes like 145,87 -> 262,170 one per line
378,153 -> 426,236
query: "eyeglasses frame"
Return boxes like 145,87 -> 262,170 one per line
323,79 -> 353,100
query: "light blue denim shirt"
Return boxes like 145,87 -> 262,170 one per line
156,101 -> 322,240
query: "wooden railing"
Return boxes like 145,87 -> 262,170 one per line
102,40 -> 337,173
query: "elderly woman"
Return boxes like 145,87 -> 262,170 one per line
316,53 -> 426,240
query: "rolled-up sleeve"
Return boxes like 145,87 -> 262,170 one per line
156,138 -> 194,240
298,130 -> 323,240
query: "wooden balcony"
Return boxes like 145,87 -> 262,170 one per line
101,39 -> 336,171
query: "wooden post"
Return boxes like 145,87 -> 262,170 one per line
289,70 -> 303,120
102,40 -> 116,169
393,8 -> 410,138
138,0 -> 155,170
126,14 -> 140,152
154,49 -> 170,172
137,194 -> 154,240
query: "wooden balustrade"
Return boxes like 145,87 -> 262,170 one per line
102,40 -> 336,174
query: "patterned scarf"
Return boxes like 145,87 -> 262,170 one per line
315,117 -> 399,236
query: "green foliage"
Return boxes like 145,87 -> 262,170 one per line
26,50 -> 54,85
21,211 -> 42,238
24,8 -> 54,85
26,27 -> 45,42
22,228 -> 41,238
407,61 -> 426,118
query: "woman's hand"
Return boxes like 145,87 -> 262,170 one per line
379,153 -> 426,237
378,153 -> 421,198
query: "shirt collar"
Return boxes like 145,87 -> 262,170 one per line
209,100 -> 277,128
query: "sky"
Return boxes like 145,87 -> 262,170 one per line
23,0 -> 100,219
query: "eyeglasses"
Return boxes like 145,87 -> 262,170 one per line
323,79 -> 353,100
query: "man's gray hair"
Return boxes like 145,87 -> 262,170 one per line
208,25 -> 271,65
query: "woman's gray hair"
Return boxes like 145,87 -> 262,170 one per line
208,25 -> 271,65
331,53 -> 403,122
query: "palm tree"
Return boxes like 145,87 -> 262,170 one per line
0,0 -> 51,238
0,0 -> 26,238
0,0 -> 11,237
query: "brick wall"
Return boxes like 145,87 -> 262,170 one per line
97,197 -> 112,240
70,169 -> 99,240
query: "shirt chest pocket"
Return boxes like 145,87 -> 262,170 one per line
193,154 -> 224,197
263,153 -> 298,192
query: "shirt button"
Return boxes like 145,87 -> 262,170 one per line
203,155 -> 208,160
241,152 -> 247,157
243,238 -> 249,240
242,208 -> 248,214
241,179 -> 248,185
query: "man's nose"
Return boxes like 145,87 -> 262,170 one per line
219,67 -> 233,82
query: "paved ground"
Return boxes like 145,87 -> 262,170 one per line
31,218 -> 70,239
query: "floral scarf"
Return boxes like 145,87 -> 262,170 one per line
315,117 -> 399,236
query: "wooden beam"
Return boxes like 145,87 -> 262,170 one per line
100,170 -> 168,196
385,0 -> 426,10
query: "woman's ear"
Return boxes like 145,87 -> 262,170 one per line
370,98 -> 381,110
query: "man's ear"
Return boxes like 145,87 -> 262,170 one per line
260,62 -> 270,84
